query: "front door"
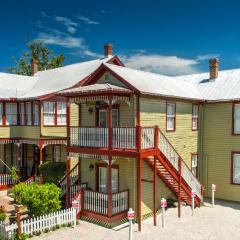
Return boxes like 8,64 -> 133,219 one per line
98,165 -> 119,193
98,108 -> 119,127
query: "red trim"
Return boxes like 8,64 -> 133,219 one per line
137,95 -> 140,126
231,151 -> 240,185
166,101 -> 176,132
153,156 -> 157,226
106,55 -> 125,67
192,104 -> 199,131
232,102 -> 240,135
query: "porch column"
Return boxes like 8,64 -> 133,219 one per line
66,102 -> 71,147
137,156 -> 142,231
178,157 -> 182,218
108,95 -> 113,150
153,156 -> 157,226
39,140 -> 43,165
107,157 -> 112,217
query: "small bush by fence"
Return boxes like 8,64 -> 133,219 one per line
0,208 -> 76,239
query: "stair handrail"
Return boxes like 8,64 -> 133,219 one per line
158,128 -> 202,200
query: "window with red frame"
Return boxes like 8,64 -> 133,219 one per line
6,103 -> 17,125
43,101 -> 66,126
33,103 -> 39,126
192,104 -> 199,130
0,103 -> 3,125
166,102 -> 176,131
233,103 -> 240,134
19,103 -> 25,125
26,102 -> 32,125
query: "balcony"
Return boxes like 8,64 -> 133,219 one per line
69,126 -> 156,152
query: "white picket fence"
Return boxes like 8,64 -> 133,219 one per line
0,174 -> 15,186
0,208 -> 76,239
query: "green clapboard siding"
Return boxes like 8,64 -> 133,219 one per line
0,126 -> 40,139
202,102 -> 240,201
140,96 -> 199,167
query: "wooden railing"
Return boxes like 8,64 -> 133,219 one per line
70,183 -> 87,203
82,189 -> 129,216
70,127 -> 109,148
0,174 -> 15,186
23,176 -> 35,186
70,126 -> 157,150
58,162 -> 80,197
113,127 -> 136,149
158,129 -> 202,200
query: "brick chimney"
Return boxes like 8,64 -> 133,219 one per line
31,59 -> 39,75
104,44 -> 113,57
209,58 -> 219,80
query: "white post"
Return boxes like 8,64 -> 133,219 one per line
160,198 -> 167,228
128,208 -> 134,240
191,191 -> 196,216
212,184 -> 216,208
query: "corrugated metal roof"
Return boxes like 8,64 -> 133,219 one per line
175,68 -> 240,101
104,63 -> 203,100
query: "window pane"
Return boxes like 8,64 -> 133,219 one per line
234,104 -> 240,134
34,104 -> 39,125
112,168 -> 119,193
6,103 -> 17,125
167,103 -> 175,130
26,102 -> 32,125
0,103 -> 2,125
112,109 -> 119,127
233,154 -> 240,183
43,102 -> 55,125
99,167 -> 107,193
54,146 -> 61,162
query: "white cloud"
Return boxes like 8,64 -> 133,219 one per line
36,31 -> 83,48
124,54 -> 200,76
78,16 -> 99,25
55,16 -> 78,34
196,54 -> 220,61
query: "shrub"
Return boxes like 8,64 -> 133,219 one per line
0,205 -> 6,221
13,183 -> 61,217
39,161 -> 66,184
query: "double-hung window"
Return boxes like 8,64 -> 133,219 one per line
191,154 -> 198,177
233,103 -> 240,134
43,102 -> 55,125
192,104 -> 199,130
53,145 -> 61,162
26,102 -> 32,125
19,103 -> 25,125
57,102 -> 66,125
33,103 -> 39,126
0,103 -> 3,125
232,153 -> 240,184
166,102 -> 176,131
6,103 -> 17,125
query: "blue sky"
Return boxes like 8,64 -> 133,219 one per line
1,0 -> 240,75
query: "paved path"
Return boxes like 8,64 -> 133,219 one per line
33,199 -> 240,240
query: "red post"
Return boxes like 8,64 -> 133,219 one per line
178,158 -> 182,218
153,156 -> 157,226
137,156 -> 142,231
39,140 -> 43,165
17,207 -> 21,238
154,125 -> 159,150
108,95 -> 113,150
107,156 -> 112,217
66,156 -> 71,208
136,95 -> 140,126
67,102 -> 71,147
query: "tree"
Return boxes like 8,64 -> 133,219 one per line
8,41 -> 65,75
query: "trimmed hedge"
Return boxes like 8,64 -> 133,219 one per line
39,161 -> 66,184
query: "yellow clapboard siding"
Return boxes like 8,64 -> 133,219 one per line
202,103 -> 240,201
140,97 -> 198,167
0,126 -> 40,139
70,103 -> 79,127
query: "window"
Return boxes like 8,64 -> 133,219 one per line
53,145 -> 61,162
232,153 -> 240,184
6,103 -> 17,125
166,102 -> 176,131
0,103 -> 3,125
19,103 -> 25,125
57,102 -> 66,125
43,102 -> 55,125
233,103 -> 240,134
192,104 -> 199,130
26,102 -> 32,125
33,103 -> 39,126
112,109 -> 119,127
191,154 -> 198,177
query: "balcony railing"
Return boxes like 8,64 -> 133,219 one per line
70,126 -> 156,150
82,189 -> 129,216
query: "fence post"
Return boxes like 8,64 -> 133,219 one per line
17,207 -> 21,238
